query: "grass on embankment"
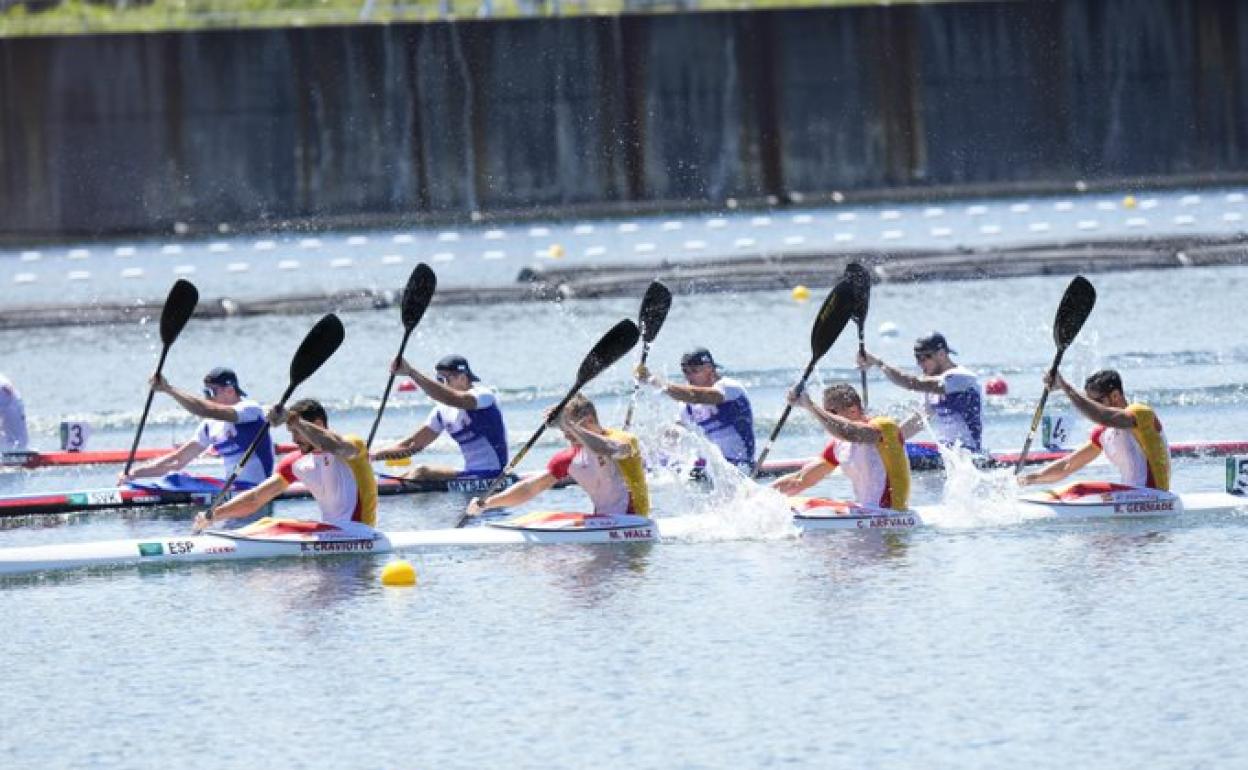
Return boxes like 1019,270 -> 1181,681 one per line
0,0 -> 949,38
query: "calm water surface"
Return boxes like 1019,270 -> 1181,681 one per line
2,267 -> 1248,768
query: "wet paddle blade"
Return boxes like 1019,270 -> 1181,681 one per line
289,314 -> 346,390
843,262 -> 871,328
401,263 -> 437,331
159,279 -> 199,346
575,319 -> 641,388
637,281 -> 673,343
810,278 -> 856,361
1053,276 -> 1096,350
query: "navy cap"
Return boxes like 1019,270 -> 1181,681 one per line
435,354 -> 480,382
680,347 -> 722,369
204,367 -> 247,396
914,332 -> 957,355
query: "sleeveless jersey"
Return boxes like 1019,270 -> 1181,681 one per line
425,386 -> 508,473
193,399 -> 274,486
547,429 -> 650,516
679,377 -> 755,465
1089,403 -> 1170,491
924,366 -> 983,452
820,416 -> 911,511
276,435 -> 378,526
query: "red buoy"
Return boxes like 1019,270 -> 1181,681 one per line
398,380 -> 417,392
985,376 -> 1008,396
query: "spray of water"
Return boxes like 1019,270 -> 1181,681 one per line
624,393 -> 796,542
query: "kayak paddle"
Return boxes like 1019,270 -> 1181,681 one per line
366,263 -> 437,449
205,313 -> 347,515
752,277 -> 857,477
458,318 -> 641,527
623,280 -> 673,429
1014,275 -> 1097,473
123,279 -> 199,476
843,262 -> 872,409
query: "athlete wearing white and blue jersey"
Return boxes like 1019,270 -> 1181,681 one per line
0,373 -> 29,451
858,333 -> 984,454
370,354 -> 509,481
636,347 -> 756,470
119,367 -> 276,488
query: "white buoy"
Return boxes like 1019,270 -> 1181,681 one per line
879,321 -> 899,338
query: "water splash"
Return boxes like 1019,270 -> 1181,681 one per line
630,416 -> 796,542
919,443 -> 1046,529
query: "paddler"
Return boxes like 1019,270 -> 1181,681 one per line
464,394 -> 649,519
119,367 -> 275,489
771,383 -> 910,511
856,332 -> 985,454
1019,369 -> 1170,490
369,354 -> 509,482
634,347 -> 756,471
0,373 -> 29,451
193,398 -> 377,532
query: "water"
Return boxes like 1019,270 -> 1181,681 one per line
3,185 -> 1247,307
2,266 -> 1248,768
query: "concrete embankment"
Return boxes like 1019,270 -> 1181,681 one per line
1,236 -> 1244,331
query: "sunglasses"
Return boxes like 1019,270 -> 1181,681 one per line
914,351 -> 935,362
202,385 -> 220,398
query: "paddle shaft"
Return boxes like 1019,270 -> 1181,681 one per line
752,359 -> 817,476
206,380 -> 298,514
1014,349 -> 1066,474
622,343 -> 652,429
857,328 -> 868,410
365,326 -> 415,450
123,345 -> 171,477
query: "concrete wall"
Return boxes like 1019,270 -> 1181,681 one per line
3,0 -> 1247,237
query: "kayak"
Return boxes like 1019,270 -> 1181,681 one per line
1,485 -> 1242,577
0,512 -> 659,575
0,472 -> 518,518
0,443 -> 300,470
759,440 -> 1248,476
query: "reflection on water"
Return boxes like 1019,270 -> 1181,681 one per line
506,543 -> 655,610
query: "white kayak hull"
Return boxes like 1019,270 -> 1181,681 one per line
1,489 -> 1243,577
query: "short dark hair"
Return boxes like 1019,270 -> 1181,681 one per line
288,398 -> 328,425
1084,369 -> 1123,397
822,383 -> 862,411
564,393 -> 598,422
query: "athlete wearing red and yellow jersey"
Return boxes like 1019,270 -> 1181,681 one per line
194,399 -> 379,531
772,383 -> 911,511
1020,369 -> 1170,491
465,393 -> 650,519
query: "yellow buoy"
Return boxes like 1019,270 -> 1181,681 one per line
791,284 -> 811,302
381,559 -> 417,587
1123,195 -> 1137,209
549,243 -> 565,259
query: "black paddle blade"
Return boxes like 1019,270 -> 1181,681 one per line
1053,276 -> 1096,349
159,279 -> 199,346
637,281 -> 673,343
843,262 -> 871,327
401,263 -> 437,330
810,278 -> 857,360
576,319 -> 641,387
289,314 -> 346,389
